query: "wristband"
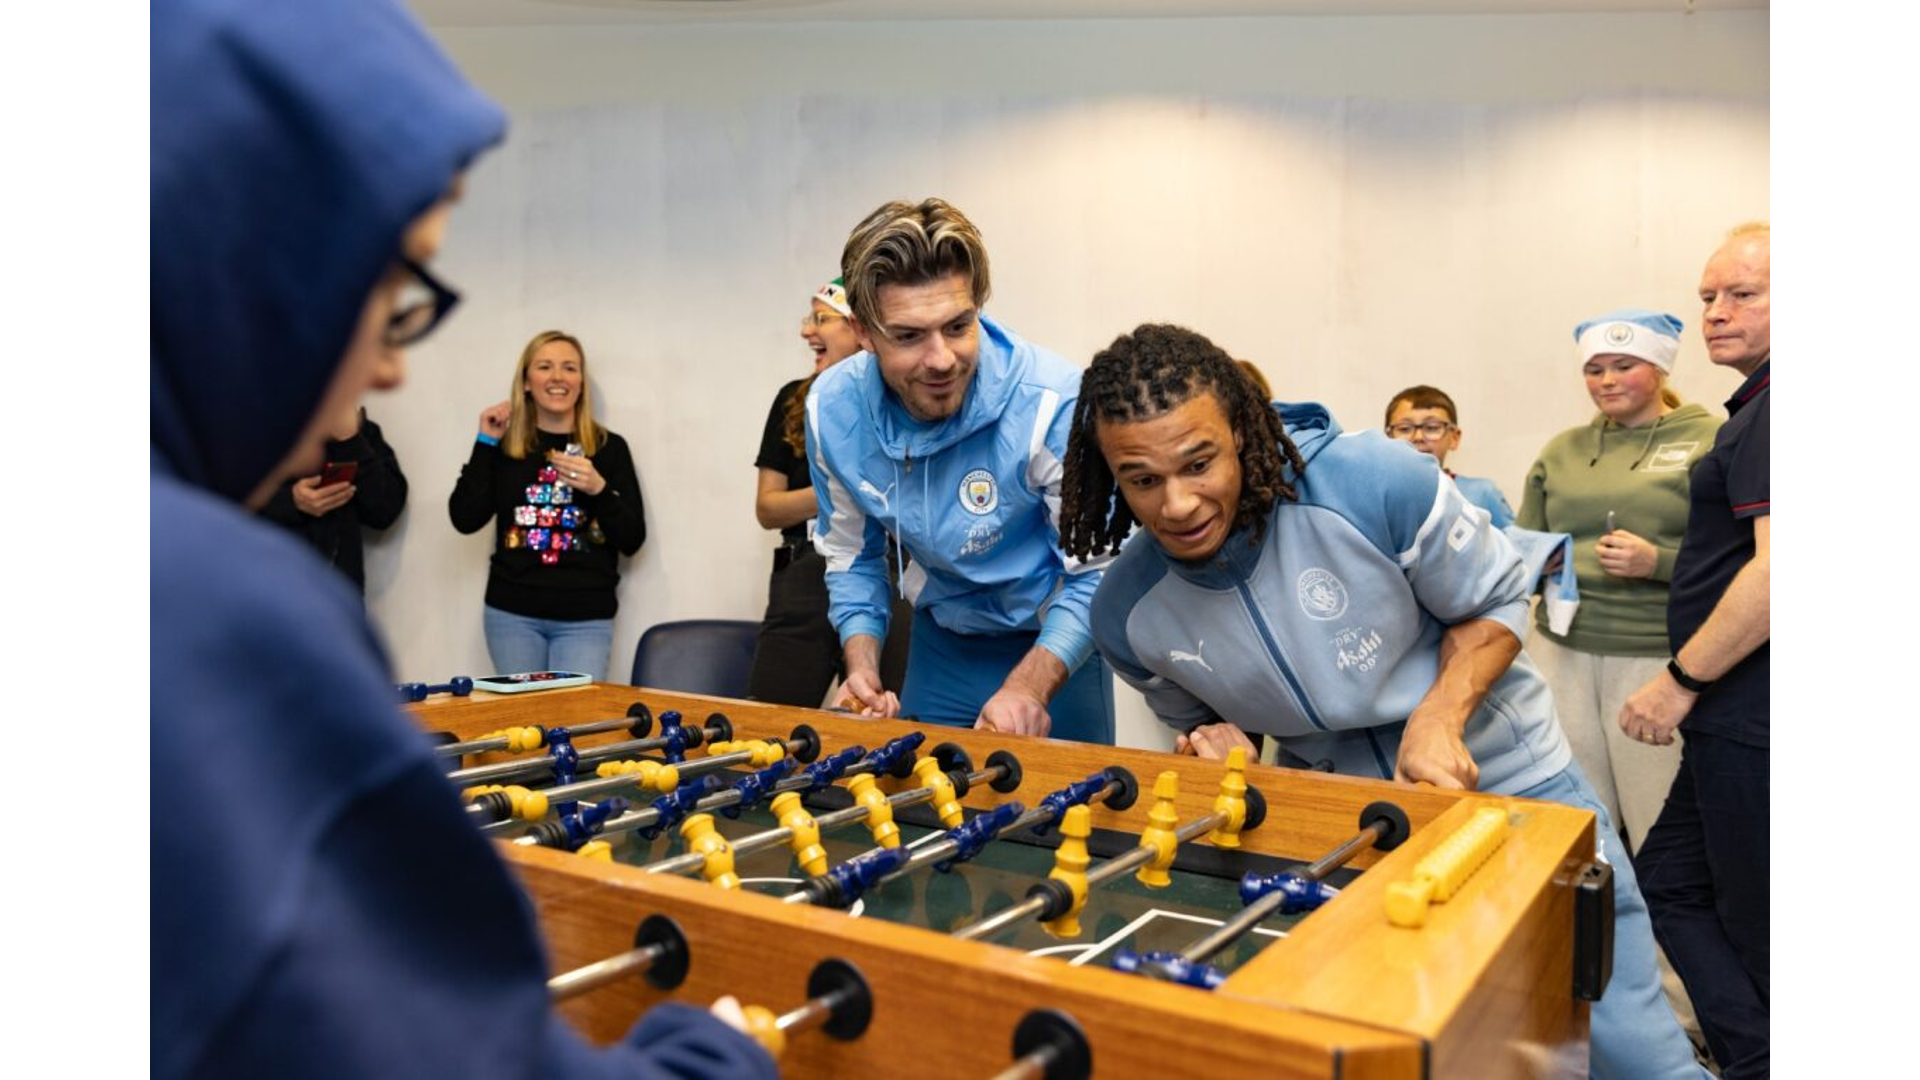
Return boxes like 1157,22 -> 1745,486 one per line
1666,657 -> 1713,693
476,431 -> 500,447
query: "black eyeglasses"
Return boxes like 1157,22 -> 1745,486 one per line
1386,420 -> 1456,441
384,256 -> 461,347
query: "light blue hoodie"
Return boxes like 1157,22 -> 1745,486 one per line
1091,403 -> 1572,793
806,314 -> 1107,669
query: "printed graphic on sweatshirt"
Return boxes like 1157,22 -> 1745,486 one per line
1296,568 -> 1349,621
1331,626 -> 1384,674
1642,441 -> 1702,473
1170,640 -> 1214,672
503,462 -> 598,564
958,520 -> 1003,558
858,479 -> 894,515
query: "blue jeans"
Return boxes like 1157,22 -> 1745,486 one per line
482,605 -> 614,682
898,608 -> 1115,745
1510,763 -> 1710,1080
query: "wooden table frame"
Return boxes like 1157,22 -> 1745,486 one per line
415,684 -> 1596,1079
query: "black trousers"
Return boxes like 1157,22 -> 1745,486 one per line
746,545 -> 909,707
1636,730 -> 1770,1078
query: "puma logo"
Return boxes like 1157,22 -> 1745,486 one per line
1170,641 -> 1213,673
858,479 -> 895,514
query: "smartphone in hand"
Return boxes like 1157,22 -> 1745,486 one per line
319,461 -> 359,487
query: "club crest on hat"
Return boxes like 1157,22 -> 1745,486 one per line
1605,323 -> 1635,347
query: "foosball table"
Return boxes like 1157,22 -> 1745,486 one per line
411,682 -> 1611,1079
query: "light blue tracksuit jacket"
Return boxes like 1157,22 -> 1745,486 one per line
1091,402 -> 1572,793
806,314 -> 1109,670
1090,404 -> 1706,1080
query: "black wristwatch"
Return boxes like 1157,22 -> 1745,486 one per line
1666,658 -> 1713,693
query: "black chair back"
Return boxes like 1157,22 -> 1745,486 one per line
629,619 -> 760,698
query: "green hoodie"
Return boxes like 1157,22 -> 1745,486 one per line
1516,402 -> 1722,655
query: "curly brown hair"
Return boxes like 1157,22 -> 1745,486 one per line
781,373 -> 815,456
1061,324 -> 1305,560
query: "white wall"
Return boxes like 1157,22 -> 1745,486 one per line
367,11 -> 1768,750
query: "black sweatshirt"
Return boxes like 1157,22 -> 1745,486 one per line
447,428 -> 646,621
258,414 -> 408,593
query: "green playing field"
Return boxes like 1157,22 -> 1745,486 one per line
597,786 -> 1356,980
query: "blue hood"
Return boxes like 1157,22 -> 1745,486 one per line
1274,399 -> 1340,470
151,0 -> 505,500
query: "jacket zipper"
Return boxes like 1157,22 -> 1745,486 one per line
1234,581 -> 1330,732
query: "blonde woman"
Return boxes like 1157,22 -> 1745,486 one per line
449,330 -> 645,679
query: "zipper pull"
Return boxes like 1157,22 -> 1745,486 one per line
904,450 -> 912,474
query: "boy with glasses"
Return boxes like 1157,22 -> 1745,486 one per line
1384,384 -> 1514,528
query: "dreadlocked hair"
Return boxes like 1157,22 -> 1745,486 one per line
1060,323 -> 1306,561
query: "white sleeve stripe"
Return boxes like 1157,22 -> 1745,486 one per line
1398,469 -> 1450,568
809,395 -> 869,573
900,560 -> 927,603
1026,388 -> 1063,491
1025,386 -> 1107,573
816,468 -> 868,572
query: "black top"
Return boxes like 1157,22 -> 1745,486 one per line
257,414 -> 407,593
754,379 -> 813,545
448,428 -> 646,621
1668,361 -> 1770,747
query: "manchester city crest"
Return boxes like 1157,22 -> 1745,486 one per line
1604,322 -> 1635,347
1296,567 -> 1350,621
959,468 -> 998,515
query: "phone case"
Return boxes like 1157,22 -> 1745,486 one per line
471,671 -> 594,694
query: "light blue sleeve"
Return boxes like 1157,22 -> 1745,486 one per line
1396,472 -> 1533,643
1030,386 -> 1110,672
806,395 -> 893,645
1456,476 -> 1517,530
1504,526 -> 1582,635
1491,491 -> 1516,530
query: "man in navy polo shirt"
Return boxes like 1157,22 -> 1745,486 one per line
1617,222 -> 1771,1079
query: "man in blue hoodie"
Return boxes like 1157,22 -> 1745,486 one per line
1060,324 -> 1705,1079
151,2 -> 774,1077
806,199 -> 1114,743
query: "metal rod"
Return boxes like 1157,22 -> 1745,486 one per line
886,802 -> 1047,881
546,943 -> 662,1002
436,714 -> 638,758
637,764 -> 1003,872
483,817 -> 534,841
503,743 -> 811,848
448,726 -> 717,787
1302,820 -> 1387,881
542,746 -> 758,807
950,895 -> 1045,942
951,814 -> 1219,942
1083,815 -> 1220,890
774,993 -> 836,1034
475,747 -> 765,836
882,780 -> 1116,889
989,1052 -> 1053,1080
1178,819 -> 1386,966
1179,887 -> 1292,965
